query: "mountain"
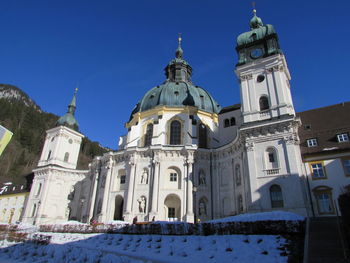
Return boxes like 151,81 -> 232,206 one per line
0,84 -> 108,184
0,84 -> 40,110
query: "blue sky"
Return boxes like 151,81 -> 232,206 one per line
0,0 -> 348,149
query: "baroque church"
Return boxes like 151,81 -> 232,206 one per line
22,10 -> 312,225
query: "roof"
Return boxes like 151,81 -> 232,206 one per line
219,103 -> 241,114
297,102 -> 350,157
0,172 -> 33,196
56,89 -> 79,131
137,82 -> 221,115
237,24 -> 276,46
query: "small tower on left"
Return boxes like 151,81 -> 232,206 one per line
38,88 -> 83,169
22,89 -> 87,225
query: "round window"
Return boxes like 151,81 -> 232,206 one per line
69,139 -> 73,144
257,75 -> 265,83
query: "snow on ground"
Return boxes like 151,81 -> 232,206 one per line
208,211 -> 305,223
0,212 -> 303,262
0,231 -> 289,263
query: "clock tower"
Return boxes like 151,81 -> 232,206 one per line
235,9 -> 295,124
235,10 -> 309,216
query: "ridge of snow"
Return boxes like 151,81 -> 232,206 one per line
208,211 -> 305,223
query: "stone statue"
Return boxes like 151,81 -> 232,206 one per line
199,171 -> 206,185
138,196 -> 146,213
141,169 -> 148,184
199,201 -> 206,216
65,207 -> 70,219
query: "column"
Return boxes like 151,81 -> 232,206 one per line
88,170 -> 99,222
124,159 -> 136,222
149,160 -> 160,218
99,157 -> 114,222
185,159 -> 194,222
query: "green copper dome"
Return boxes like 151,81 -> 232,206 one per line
130,38 -> 221,119
56,88 -> 79,131
237,11 -> 276,47
249,11 -> 263,29
236,10 -> 282,66
138,82 -> 221,113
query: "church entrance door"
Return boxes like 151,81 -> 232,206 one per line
113,195 -> 124,220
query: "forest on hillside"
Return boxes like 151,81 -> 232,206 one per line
0,84 -> 108,184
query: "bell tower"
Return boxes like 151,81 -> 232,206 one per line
235,9 -> 295,124
235,9 -> 309,217
38,88 -> 84,169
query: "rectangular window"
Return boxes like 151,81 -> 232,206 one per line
168,207 -> 175,218
268,153 -> 275,163
337,133 -> 349,142
343,159 -> 350,176
170,173 -> 177,182
307,138 -> 318,147
310,163 -> 326,179
120,175 -> 126,184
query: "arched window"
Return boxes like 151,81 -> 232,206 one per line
144,123 -> 153,147
259,96 -> 269,111
270,185 -> 284,208
36,183 -> 42,196
64,152 -> 69,162
230,117 -> 236,126
170,120 -> 181,145
224,119 -> 230,128
47,150 -> 52,160
167,167 -> 181,189
198,123 -> 207,148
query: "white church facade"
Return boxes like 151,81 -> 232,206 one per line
22,11 -> 332,225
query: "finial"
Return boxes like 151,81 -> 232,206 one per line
175,33 -> 183,59
252,1 -> 257,15
249,1 -> 263,29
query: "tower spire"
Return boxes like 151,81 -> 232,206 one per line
56,86 -> 80,131
68,86 -> 78,115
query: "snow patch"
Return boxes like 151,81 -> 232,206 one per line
208,211 -> 305,223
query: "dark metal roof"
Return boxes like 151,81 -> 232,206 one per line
219,103 -> 241,114
0,172 -> 33,196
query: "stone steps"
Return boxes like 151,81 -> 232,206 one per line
306,217 -> 348,263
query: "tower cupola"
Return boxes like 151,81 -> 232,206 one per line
236,9 -> 281,66
249,9 -> 263,29
165,34 -> 193,83
56,88 -> 79,131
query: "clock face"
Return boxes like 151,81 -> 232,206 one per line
250,48 -> 263,59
